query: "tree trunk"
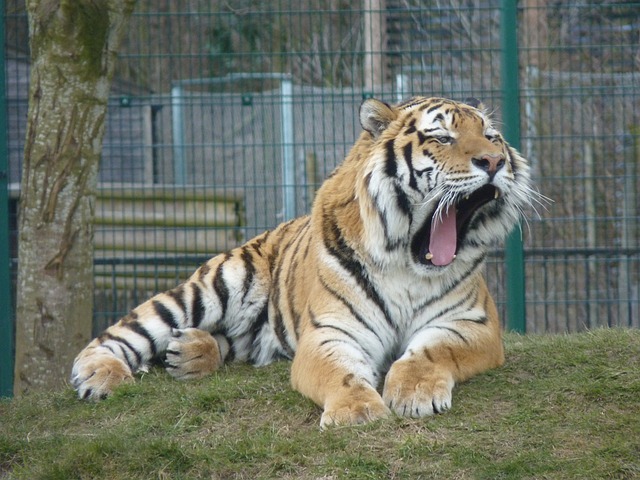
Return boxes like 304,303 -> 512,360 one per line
363,0 -> 386,92
14,0 -> 136,395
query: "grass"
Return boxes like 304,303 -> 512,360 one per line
1,329 -> 639,479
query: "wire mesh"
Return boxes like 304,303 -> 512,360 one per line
3,1 -> 639,333
519,2 -> 640,331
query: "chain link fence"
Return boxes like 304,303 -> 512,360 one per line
3,1 -> 639,334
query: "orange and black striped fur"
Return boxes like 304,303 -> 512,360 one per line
72,97 -> 534,427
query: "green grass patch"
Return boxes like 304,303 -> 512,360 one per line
2,329 -> 639,479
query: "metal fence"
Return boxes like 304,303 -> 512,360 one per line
2,1 -> 639,336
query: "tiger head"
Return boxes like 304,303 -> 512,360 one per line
356,96 -> 533,272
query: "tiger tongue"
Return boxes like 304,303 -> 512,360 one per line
429,207 -> 457,266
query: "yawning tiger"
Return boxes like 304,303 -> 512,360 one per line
72,96 -> 533,427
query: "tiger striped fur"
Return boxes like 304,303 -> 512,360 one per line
72,96 -> 533,427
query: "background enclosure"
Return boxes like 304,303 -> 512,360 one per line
3,0 -> 639,334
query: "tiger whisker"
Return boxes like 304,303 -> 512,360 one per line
511,183 -> 551,221
513,202 -> 533,237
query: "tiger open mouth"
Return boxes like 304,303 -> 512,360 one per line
411,185 -> 500,267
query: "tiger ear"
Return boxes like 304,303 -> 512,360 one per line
464,97 -> 486,111
359,98 -> 397,138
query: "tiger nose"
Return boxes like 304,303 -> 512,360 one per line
472,153 -> 506,180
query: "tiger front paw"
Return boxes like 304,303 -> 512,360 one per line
382,362 -> 455,417
164,328 -> 229,380
321,399 -> 390,428
320,387 -> 390,428
71,350 -> 134,400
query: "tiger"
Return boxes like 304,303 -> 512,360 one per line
71,96 -> 533,427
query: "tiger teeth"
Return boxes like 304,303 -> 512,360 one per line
494,189 -> 500,199
426,252 -> 456,262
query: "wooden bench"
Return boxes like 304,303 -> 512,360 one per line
93,184 -> 244,330
93,183 -> 244,291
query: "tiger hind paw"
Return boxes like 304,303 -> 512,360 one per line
164,328 -> 228,380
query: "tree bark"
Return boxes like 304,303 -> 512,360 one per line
522,0 -> 548,70
14,0 -> 136,395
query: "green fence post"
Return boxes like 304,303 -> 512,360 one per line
0,0 -> 15,397
501,0 -> 526,333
